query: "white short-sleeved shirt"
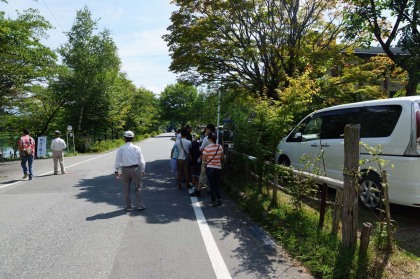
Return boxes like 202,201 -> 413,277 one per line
175,138 -> 192,160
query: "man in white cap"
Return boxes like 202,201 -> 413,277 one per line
51,130 -> 67,175
114,131 -> 146,211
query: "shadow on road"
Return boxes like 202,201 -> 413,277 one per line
75,159 -> 196,225
86,209 -> 127,221
74,157 -> 288,278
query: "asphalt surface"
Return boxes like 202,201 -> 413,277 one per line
0,133 -> 313,279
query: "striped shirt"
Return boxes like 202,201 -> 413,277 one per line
203,143 -> 223,169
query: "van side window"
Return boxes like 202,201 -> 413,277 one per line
360,105 -> 402,137
320,109 -> 359,139
286,116 -> 321,142
301,117 -> 322,141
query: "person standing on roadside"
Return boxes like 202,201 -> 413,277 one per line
114,131 -> 146,211
202,133 -> 224,207
51,130 -> 67,175
18,128 -> 35,180
175,127 -> 192,189
191,124 -> 215,197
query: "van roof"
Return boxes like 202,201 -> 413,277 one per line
316,96 -> 420,113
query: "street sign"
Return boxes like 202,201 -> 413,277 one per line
67,125 -> 73,132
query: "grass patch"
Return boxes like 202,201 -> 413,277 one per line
222,171 -> 420,279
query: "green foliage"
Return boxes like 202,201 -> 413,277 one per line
223,157 -> 418,278
164,0 -> 351,100
126,87 -> 160,135
228,95 -> 293,160
58,6 -> 121,137
159,83 -> 199,127
343,0 -> 420,95
225,173 -> 341,278
107,72 -> 138,138
0,4 -> 161,153
287,155 -> 322,212
88,138 -> 125,153
0,7 -> 57,108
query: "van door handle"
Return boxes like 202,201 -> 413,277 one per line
310,144 -> 318,147
321,144 -> 330,147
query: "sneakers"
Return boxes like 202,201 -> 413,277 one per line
62,171 -> 67,174
124,207 -> 133,211
23,173 -> 28,179
29,175 -> 32,180
137,206 -> 146,211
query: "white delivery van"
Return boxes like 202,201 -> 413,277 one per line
275,96 -> 420,209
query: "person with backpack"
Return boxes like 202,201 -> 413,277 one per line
18,128 -> 36,180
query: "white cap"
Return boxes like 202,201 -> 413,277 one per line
123,130 -> 134,138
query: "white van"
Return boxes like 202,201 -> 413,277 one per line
275,96 -> 420,209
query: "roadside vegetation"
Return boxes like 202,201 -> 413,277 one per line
222,157 -> 420,278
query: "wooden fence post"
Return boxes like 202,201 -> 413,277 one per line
359,222 -> 372,260
271,171 -> 278,207
319,183 -> 328,229
332,188 -> 343,235
381,169 -> 393,250
342,124 -> 360,248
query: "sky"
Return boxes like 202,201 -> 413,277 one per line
2,0 -> 178,95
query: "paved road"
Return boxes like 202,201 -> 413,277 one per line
0,133 -> 313,279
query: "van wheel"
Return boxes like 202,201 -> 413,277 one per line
359,172 -> 382,209
278,155 -> 290,166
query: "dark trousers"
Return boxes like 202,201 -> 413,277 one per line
206,167 -> 221,203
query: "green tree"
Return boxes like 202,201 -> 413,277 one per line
159,83 -> 198,127
108,73 -> 137,139
15,83 -> 67,136
343,0 -> 419,95
58,6 -> 121,139
127,87 -> 160,135
164,0 -> 350,100
0,7 -> 57,109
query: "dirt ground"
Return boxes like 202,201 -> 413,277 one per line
358,203 -> 420,257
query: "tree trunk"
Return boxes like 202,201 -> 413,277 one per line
78,105 -> 84,131
406,72 -> 419,96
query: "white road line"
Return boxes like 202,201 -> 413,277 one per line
191,197 -> 232,279
0,153 -> 112,190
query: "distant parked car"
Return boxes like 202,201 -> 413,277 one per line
275,96 -> 420,209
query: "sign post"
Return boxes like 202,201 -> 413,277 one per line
37,136 -> 47,157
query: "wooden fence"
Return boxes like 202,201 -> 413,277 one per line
224,125 -> 386,254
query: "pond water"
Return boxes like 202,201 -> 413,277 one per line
0,147 -> 16,158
